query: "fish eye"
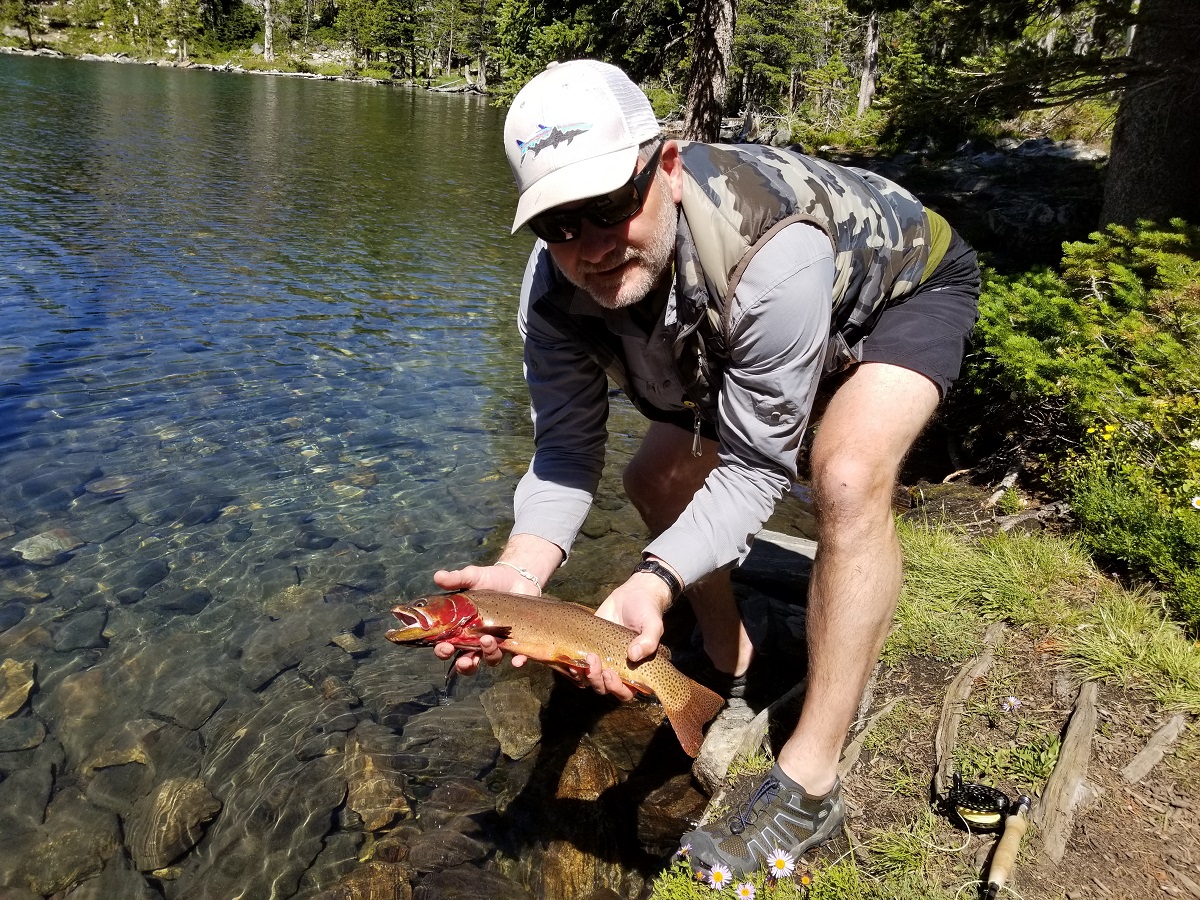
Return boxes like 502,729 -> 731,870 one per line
412,599 -> 427,608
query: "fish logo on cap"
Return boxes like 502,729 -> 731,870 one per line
515,122 -> 593,161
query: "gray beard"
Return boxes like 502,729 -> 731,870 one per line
568,200 -> 678,310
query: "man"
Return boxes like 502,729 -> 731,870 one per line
432,59 -> 980,879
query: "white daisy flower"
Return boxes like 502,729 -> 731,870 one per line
767,847 -> 796,878
734,882 -> 756,899
707,864 -> 733,889
676,842 -> 692,860
1002,696 -> 1022,712
1191,496 -> 1200,510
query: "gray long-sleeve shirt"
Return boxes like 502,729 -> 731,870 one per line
512,221 -> 836,588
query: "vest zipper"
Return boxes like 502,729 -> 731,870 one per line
683,400 -> 703,457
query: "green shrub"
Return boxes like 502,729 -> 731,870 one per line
966,219 -> 1200,633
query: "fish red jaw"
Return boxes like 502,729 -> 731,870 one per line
386,592 -> 482,645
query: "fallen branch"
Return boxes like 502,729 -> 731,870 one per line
1121,714 -> 1188,784
839,697 -> 904,780
933,622 -> 1007,799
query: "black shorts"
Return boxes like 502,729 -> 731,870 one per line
858,230 -> 981,397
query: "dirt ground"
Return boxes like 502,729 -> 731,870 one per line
738,620 -> 1200,900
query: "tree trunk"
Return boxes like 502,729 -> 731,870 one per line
856,10 -> 880,118
263,0 -> 275,61
1100,0 -> 1200,227
682,0 -> 738,142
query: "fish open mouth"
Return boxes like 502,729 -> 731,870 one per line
392,609 -> 424,629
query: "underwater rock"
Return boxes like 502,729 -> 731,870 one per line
12,527 -> 83,564
0,738 -> 58,835
145,586 -> 213,616
480,677 -> 544,760
0,714 -> 46,752
416,778 -> 498,831
11,787 -> 122,896
298,830 -> 365,894
52,608 -> 109,652
394,699 -> 499,782
587,702 -> 664,772
86,760 -> 153,814
636,773 -> 706,850
264,583 -> 325,616
348,653 -> 442,731
59,849 -> 164,899
84,474 -> 138,496
308,860 -> 415,900
406,828 -> 488,873
345,729 -> 411,831
0,657 -> 35,718
125,777 -> 222,871
413,866 -> 534,900
144,679 -> 224,730
170,754 -> 346,900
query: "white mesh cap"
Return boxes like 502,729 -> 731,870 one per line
503,59 -> 661,234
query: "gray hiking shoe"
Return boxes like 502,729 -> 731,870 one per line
682,767 -> 843,879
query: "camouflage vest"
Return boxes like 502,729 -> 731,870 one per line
531,142 -> 937,426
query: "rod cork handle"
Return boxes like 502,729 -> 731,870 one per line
986,795 -> 1032,900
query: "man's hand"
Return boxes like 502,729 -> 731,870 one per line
585,568 -> 676,700
431,564 -> 536,675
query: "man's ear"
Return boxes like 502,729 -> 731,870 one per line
660,140 -> 684,205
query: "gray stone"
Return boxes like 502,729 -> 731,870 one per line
296,830 -> 365,893
147,587 -> 213,616
0,715 -> 46,752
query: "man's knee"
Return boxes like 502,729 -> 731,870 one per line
811,453 -> 897,524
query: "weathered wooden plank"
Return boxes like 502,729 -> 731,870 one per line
1034,680 -> 1100,865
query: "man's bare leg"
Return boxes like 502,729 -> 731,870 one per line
623,422 -> 754,675
775,362 -> 940,794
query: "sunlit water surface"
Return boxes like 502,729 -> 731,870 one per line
0,54 -> 658,899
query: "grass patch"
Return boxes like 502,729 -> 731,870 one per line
860,701 -> 932,753
1065,590 -> 1200,712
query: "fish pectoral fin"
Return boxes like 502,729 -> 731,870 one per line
547,661 -> 588,680
473,625 -> 512,641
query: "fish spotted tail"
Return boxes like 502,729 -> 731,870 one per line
661,676 -> 725,757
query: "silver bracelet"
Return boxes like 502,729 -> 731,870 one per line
494,560 -> 542,593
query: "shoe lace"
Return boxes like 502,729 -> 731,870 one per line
727,776 -> 781,835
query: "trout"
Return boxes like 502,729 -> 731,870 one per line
386,590 -> 725,757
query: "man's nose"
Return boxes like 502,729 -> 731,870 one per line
576,220 -> 618,264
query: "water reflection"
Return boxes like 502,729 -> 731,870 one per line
2,55 -> 664,899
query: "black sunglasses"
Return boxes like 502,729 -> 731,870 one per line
527,141 -> 664,244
